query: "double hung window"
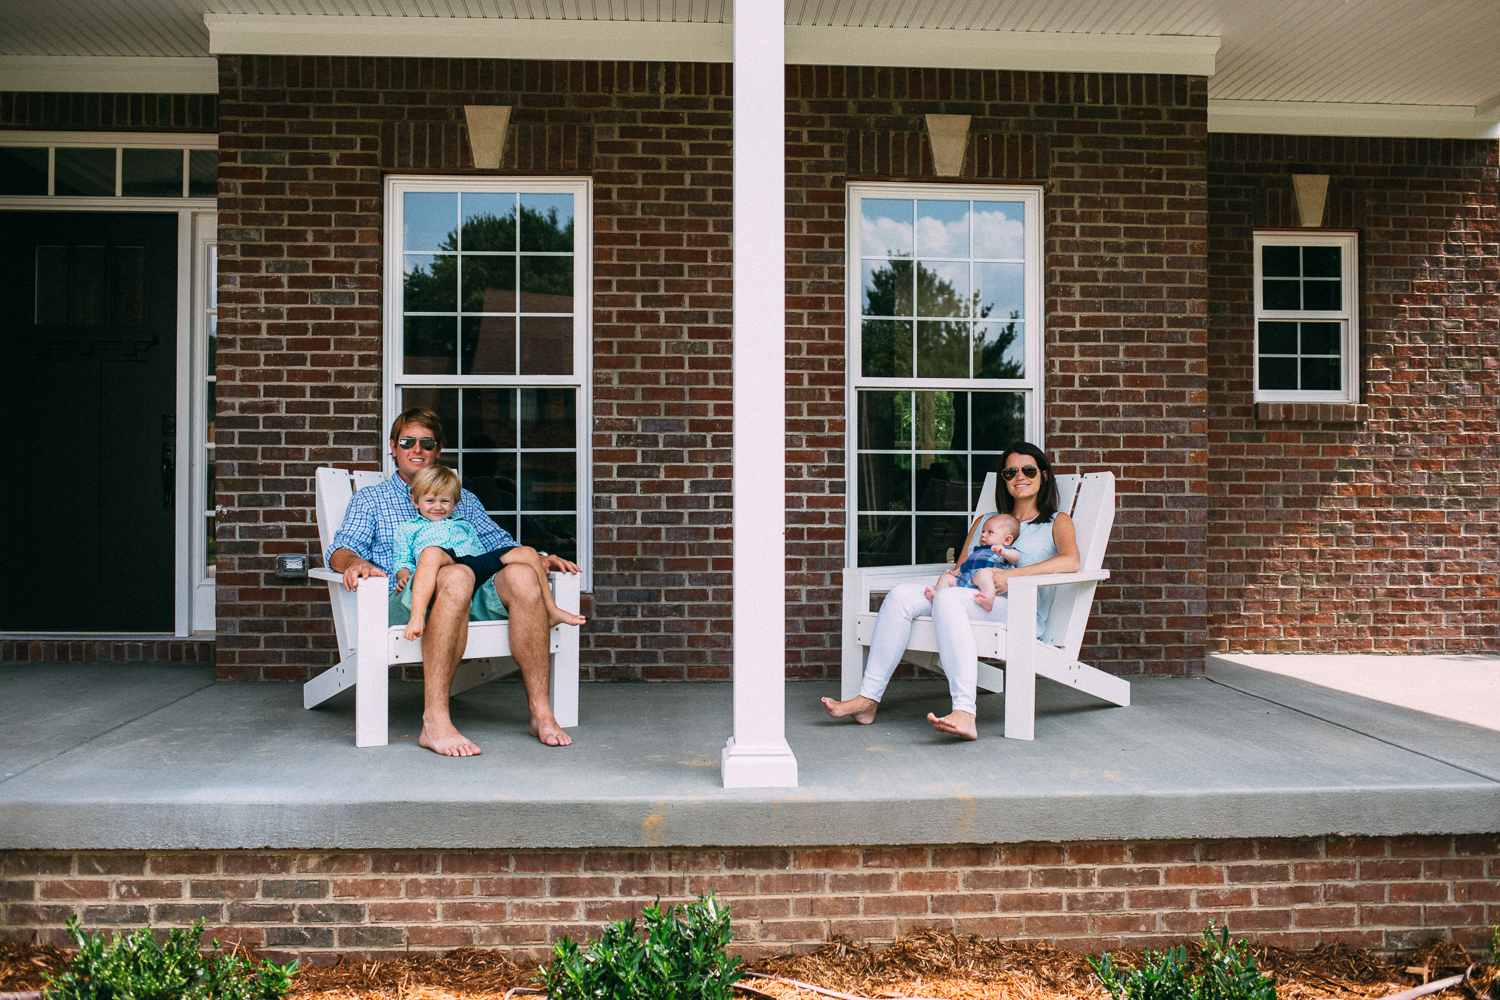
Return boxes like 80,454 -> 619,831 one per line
847,183 -> 1043,567
1252,231 -> 1359,403
385,177 -> 591,579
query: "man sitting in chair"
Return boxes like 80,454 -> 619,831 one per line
327,406 -> 581,756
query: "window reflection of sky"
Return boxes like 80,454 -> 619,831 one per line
403,191 -> 457,251
862,199 -> 1025,261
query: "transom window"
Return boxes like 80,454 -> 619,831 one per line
847,183 -> 1043,567
0,140 -> 216,199
385,177 -> 591,579
1253,231 -> 1359,403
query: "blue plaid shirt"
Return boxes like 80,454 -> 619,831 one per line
327,474 -> 514,591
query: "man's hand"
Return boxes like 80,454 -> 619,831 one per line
542,553 -> 581,574
330,550 -> 387,592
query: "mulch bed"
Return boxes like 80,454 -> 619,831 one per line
2,928 -> 1494,1000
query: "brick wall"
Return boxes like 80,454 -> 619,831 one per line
0,92 -> 216,131
784,69 -> 1209,678
0,639 -> 214,665
1206,135 -> 1500,652
214,56 -> 734,680
3,836 -> 1494,962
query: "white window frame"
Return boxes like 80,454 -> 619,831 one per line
0,131 -> 218,637
1252,230 -> 1360,403
844,182 -> 1045,566
383,175 -> 593,587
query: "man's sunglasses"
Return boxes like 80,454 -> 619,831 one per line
1001,465 -> 1039,481
396,436 -> 437,451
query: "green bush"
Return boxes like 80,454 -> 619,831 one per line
44,917 -> 295,1000
1090,925 -> 1276,1000
541,894 -> 742,1000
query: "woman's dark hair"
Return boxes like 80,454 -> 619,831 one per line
997,441 -> 1059,524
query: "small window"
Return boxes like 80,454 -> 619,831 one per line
1253,231 -> 1359,403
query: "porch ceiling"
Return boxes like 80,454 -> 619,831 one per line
2,0 -> 1498,113
2,658 -> 1497,851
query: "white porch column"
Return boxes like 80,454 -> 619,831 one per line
721,0 -> 798,788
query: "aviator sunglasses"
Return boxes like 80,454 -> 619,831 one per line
397,436 -> 438,451
1000,464 -> 1039,481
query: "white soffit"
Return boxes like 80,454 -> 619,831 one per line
0,56 -> 217,93
1211,99 -> 1500,141
203,14 -> 1216,76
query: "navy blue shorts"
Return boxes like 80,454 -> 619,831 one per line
444,545 -> 519,590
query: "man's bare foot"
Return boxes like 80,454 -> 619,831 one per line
927,710 -> 978,740
419,721 -> 481,756
530,714 -> 573,747
822,695 -> 878,725
975,592 -> 994,612
548,608 -> 587,628
923,586 -> 936,601
403,617 -> 426,641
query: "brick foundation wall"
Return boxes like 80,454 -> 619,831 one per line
1206,135 -> 1500,653
3,837 -> 1494,963
784,69 -> 1209,677
0,641 -> 215,665
0,92 -> 217,131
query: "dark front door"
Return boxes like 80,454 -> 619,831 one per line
0,212 -> 178,631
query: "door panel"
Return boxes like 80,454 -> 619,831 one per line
0,212 -> 178,631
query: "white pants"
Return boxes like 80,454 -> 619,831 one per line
857,581 -> 1009,715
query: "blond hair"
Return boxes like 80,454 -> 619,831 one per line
409,464 -> 462,503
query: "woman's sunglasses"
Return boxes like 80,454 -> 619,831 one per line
1001,465 -> 1039,481
397,436 -> 438,451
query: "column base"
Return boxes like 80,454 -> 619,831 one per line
721,736 -> 798,788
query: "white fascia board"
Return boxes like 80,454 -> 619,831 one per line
206,13 -> 732,61
206,13 -> 1217,77
786,25 -> 1218,76
0,56 -> 218,94
1210,99 -> 1500,140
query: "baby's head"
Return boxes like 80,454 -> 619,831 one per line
980,512 -> 1020,548
409,464 -> 462,522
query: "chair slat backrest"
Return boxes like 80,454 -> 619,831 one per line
315,467 -> 356,558
1038,472 -> 1115,651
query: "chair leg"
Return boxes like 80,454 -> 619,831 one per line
353,576 -> 390,748
1002,585 -> 1037,741
549,571 -> 581,728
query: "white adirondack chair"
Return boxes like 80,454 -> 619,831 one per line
305,466 -> 581,747
841,471 -> 1128,740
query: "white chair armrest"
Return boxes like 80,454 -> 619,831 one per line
1003,569 -> 1110,591
309,567 -> 342,584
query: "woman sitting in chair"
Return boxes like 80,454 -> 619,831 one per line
823,442 -> 1081,740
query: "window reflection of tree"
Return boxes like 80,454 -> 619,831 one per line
858,258 -> 1023,565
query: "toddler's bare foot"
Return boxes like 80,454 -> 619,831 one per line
923,586 -> 936,601
975,592 -> 994,612
548,607 -> 587,628
402,617 -> 425,641
822,695 -> 878,725
927,710 -> 978,740
419,721 -> 481,756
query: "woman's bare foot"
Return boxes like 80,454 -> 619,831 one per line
822,695 -> 878,725
975,592 -> 995,612
402,616 -> 426,641
548,607 -> 586,628
530,713 -> 573,746
419,721 -> 481,756
927,710 -> 978,740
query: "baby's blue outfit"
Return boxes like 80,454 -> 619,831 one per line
394,516 -> 506,617
953,547 -> 1015,588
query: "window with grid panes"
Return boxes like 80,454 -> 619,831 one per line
1253,231 -> 1359,403
847,184 -> 1044,568
385,177 -> 590,576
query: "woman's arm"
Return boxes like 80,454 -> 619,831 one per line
990,512 -> 1081,595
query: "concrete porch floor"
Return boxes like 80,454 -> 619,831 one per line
1,656 -> 1497,851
